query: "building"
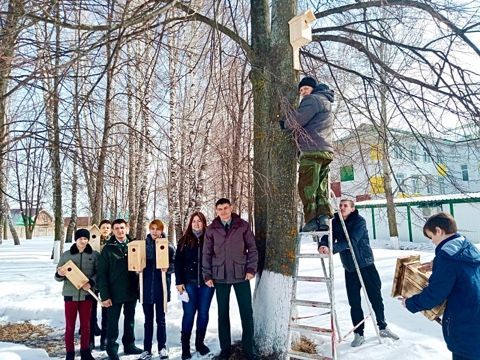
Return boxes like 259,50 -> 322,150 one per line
331,123 -> 480,201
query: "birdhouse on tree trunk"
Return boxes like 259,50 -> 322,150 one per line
128,240 -> 146,272
88,224 -> 101,252
61,260 -> 89,289
155,238 -> 169,269
288,9 -> 316,70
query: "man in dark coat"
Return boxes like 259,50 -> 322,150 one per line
403,212 -> 480,360
97,219 -> 143,360
203,198 -> 258,360
282,76 -> 334,232
318,199 -> 399,347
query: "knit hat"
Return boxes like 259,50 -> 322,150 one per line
75,228 -> 90,241
298,76 -> 317,90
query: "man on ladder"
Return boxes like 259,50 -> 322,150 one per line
281,75 -> 335,232
318,199 -> 400,347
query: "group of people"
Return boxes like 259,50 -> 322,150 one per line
55,198 -> 258,360
54,74 -> 480,360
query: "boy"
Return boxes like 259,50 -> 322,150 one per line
98,219 -> 112,350
138,220 -> 175,360
402,212 -> 480,360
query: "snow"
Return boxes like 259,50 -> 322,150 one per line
0,236 -> 452,359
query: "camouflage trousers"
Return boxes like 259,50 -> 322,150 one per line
298,150 -> 334,224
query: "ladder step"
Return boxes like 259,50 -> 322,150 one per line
287,349 -> 332,360
299,231 -> 330,236
289,323 -> 333,336
297,253 -> 328,259
296,275 -> 330,283
293,299 -> 331,308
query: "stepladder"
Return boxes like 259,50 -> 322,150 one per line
286,225 -> 340,360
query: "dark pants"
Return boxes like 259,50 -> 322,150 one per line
345,264 -> 387,335
182,283 -> 215,333
142,302 -> 166,352
298,151 -> 334,224
215,281 -> 254,356
65,300 -> 92,352
101,306 -> 108,343
90,295 -> 98,342
106,300 -> 137,357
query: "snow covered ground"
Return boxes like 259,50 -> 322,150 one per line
0,236 -> 451,359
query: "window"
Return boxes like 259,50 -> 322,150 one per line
393,145 -> 403,160
409,145 -> 418,161
423,149 -> 429,163
439,177 -> 446,195
426,177 -> 433,194
412,177 -> 420,193
340,165 -> 354,182
396,174 -> 405,191
461,165 -> 469,181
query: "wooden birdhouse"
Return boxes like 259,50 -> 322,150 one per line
155,238 -> 169,269
288,9 -> 316,70
61,260 -> 89,290
128,240 -> 146,272
88,224 -> 101,252
392,255 -> 445,321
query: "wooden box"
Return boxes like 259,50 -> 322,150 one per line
88,224 -> 101,252
128,240 -> 146,272
155,238 -> 169,269
61,260 -> 89,290
392,255 -> 445,320
288,9 -> 316,48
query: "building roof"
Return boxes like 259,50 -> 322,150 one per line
64,217 -> 92,227
355,192 -> 480,209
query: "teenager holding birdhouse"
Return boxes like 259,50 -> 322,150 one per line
138,219 -> 175,360
401,212 -> 480,360
98,219 -> 112,350
55,228 -> 99,360
97,218 -> 143,360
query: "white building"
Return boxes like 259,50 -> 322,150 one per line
330,123 -> 480,200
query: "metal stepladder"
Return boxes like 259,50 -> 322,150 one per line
286,222 -> 340,360
286,195 -> 383,360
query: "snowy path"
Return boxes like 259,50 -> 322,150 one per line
0,237 -> 450,359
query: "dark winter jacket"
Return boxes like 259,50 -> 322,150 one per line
175,232 -> 205,285
55,243 -> 99,301
406,234 -> 480,359
97,235 -> 139,304
319,210 -> 374,272
284,86 -> 334,152
203,213 -> 258,284
141,234 -> 175,304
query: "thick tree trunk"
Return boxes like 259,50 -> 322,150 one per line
251,0 -> 298,356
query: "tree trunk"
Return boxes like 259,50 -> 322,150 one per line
0,0 -> 24,244
65,161 -> 78,243
251,0 -> 298,356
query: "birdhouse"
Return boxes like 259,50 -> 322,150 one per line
288,9 -> 316,70
88,224 -> 101,252
128,240 -> 146,272
61,260 -> 89,290
155,238 -> 169,269
392,255 -> 445,321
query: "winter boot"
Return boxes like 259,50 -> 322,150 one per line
80,348 -> 95,360
66,351 -> 75,360
316,215 -> 330,231
379,326 -> 399,340
181,332 -> 192,359
351,333 -> 365,347
195,330 -> 210,356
